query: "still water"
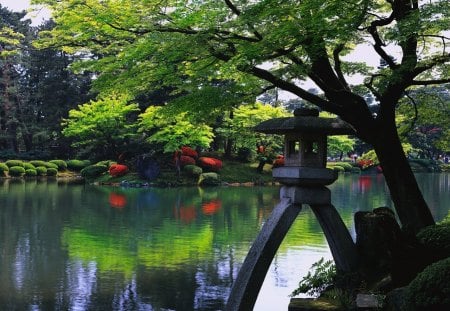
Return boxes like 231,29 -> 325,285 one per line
0,173 -> 448,310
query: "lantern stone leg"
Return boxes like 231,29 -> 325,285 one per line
226,196 -> 302,311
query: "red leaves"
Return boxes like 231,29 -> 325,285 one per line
109,164 -> 129,177
197,157 -> 222,172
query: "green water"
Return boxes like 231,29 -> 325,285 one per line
0,173 -> 448,310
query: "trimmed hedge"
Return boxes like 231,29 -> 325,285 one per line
6,160 -> 24,168
47,168 -> 58,176
23,162 -> 36,170
67,159 -> 91,171
198,172 -> 221,186
9,166 -> 25,177
417,222 -> 450,261
404,257 -> 450,310
30,160 -> 47,167
197,157 -> 223,172
0,163 -> 9,176
44,162 -> 58,169
49,160 -> 67,171
184,165 -> 203,177
25,169 -> 37,177
36,166 -> 47,176
108,164 -> 129,177
181,146 -> 198,159
81,164 -> 108,179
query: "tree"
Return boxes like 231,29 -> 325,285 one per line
61,94 -> 140,159
33,0 -> 450,233
138,106 -> 214,153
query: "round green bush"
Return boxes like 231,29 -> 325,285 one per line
9,166 -> 25,177
417,223 -> 450,260
47,168 -> 58,176
404,257 -> 450,310
36,166 -> 47,176
198,172 -> 221,186
5,160 -> 24,168
80,165 -> 108,179
96,160 -> 115,167
0,163 -> 9,176
25,169 -> 37,177
29,160 -> 47,167
49,160 -> 67,171
184,165 -> 203,177
329,165 -> 345,172
67,159 -> 91,171
44,162 -> 59,169
23,162 -> 36,170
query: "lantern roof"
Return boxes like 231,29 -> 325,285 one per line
254,108 -> 355,135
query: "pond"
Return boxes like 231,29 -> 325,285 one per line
0,173 -> 448,310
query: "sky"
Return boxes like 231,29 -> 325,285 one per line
0,0 -> 50,25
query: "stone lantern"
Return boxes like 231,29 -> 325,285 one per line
255,107 -> 354,186
227,108 -> 360,311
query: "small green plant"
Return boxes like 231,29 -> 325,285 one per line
80,164 -> 108,179
47,168 -> 58,176
290,258 -> 337,298
25,169 -> 37,177
36,166 -> 47,176
67,159 -> 91,171
30,160 -> 47,167
23,162 -> 36,170
0,163 -> 9,176
323,288 -> 355,310
5,160 -> 24,168
49,160 -> 67,171
9,166 -> 26,177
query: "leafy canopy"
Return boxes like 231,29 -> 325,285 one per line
62,94 -> 140,157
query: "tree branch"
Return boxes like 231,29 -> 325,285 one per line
332,44 -> 350,91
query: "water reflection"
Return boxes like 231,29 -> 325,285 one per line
0,174 -> 448,310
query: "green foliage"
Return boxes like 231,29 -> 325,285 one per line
8,166 -> 25,177
62,94 -> 140,158
36,166 -> 47,176
184,165 -> 203,177
49,160 -> 68,171
47,168 -> 58,176
417,222 -> 450,260
25,169 -> 37,177
138,106 -> 214,153
29,160 -> 47,167
44,162 -> 59,169
23,162 -> 36,170
216,102 -> 288,156
5,160 -> 24,168
327,162 -> 354,172
404,257 -> 450,310
67,159 -> 91,171
80,165 -> 108,179
328,165 -> 345,172
198,172 -> 221,187
0,163 -> 9,176
290,258 -> 337,298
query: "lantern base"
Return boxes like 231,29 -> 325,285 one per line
273,167 -> 337,186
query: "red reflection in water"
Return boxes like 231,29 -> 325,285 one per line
358,175 -> 373,193
202,199 -> 222,215
175,205 -> 197,224
109,192 -> 127,208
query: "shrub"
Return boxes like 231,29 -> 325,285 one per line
198,172 -> 221,186
404,257 -> 450,310
47,168 -> 58,176
181,146 -> 198,159
180,155 -> 196,167
108,164 -> 129,177
328,165 -> 345,172
36,166 -> 47,176
25,169 -> 37,177
96,160 -> 115,167
332,162 -> 353,172
273,155 -> 285,168
417,222 -> 450,261
350,167 -> 361,174
44,162 -> 59,169
9,166 -> 25,177
197,157 -> 223,172
0,163 -> 9,176
30,160 -> 47,167
184,165 -> 203,177
80,164 -> 108,179
67,159 -> 91,171
49,160 -> 68,171
23,162 -> 36,170
5,160 -> 24,168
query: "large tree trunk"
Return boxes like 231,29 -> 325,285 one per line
373,120 -> 435,234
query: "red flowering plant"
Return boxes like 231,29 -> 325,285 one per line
197,157 -> 223,172
273,155 -> 285,168
181,146 -> 198,159
109,164 -> 129,177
